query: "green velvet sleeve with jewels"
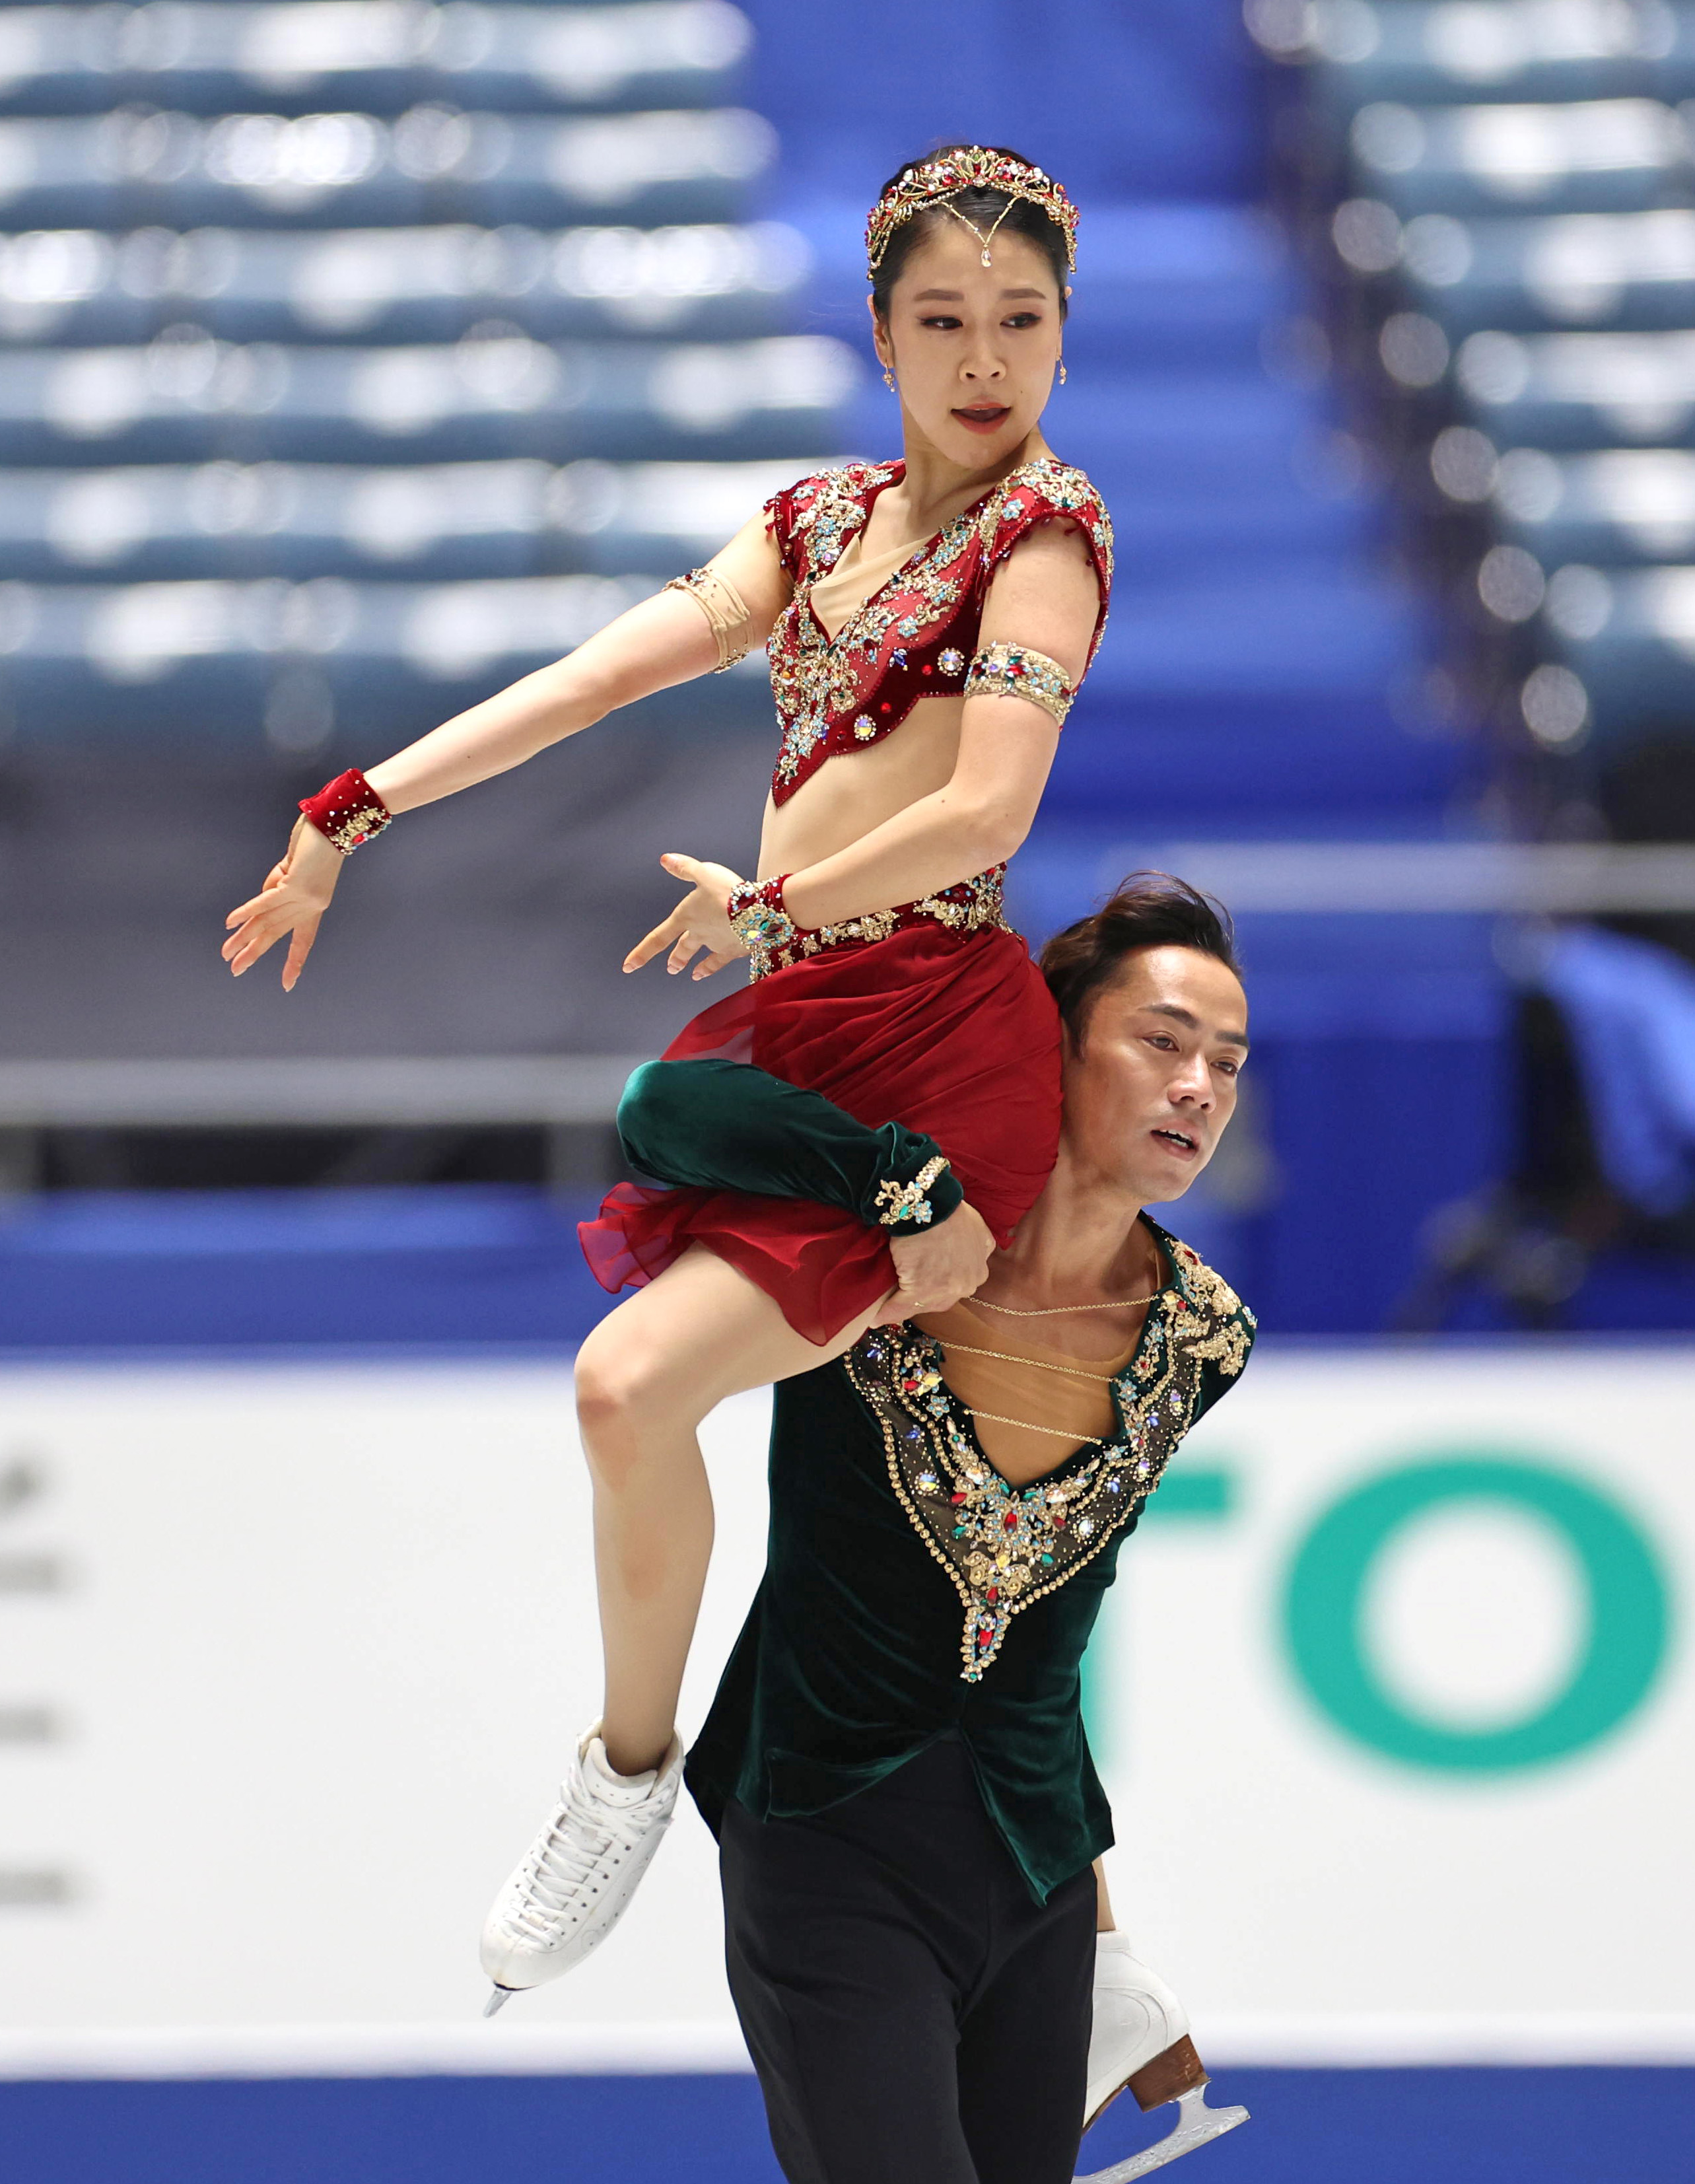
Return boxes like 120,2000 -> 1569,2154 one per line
615,1058 -> 967,1236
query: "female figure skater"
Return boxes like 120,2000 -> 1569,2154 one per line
221,146 -> 1113,2005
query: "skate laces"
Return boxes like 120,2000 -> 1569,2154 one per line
501,1766 -> 664,1942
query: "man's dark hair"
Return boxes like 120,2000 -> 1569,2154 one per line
870,145 -> 1072,324
1039,871 -> 1242,1045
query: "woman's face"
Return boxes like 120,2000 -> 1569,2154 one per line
870,219 -> 1064,469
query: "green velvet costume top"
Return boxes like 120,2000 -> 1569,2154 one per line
617,1058 -> 1257,1905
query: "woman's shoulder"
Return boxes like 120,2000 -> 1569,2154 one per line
976,456 -> 1114,582
764,456 -> 899,546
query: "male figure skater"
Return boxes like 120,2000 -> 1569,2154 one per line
488,874 -> 1255,2183
648,874 -> 1254,2183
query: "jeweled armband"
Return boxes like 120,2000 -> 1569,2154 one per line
664,567 -> 754,673
726,874 -> 798,978
965,643 -> 1074,726
874,1155 -> 951,1229
298,767 -> 392,854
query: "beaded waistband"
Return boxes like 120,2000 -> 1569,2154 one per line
749,866 -> 1010,981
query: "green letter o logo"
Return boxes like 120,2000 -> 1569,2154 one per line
1283,1456 -> 1672,1773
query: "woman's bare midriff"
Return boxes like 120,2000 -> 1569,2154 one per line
757,694 -> 965,880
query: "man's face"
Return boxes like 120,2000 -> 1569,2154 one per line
1060,945 -> 1249,1202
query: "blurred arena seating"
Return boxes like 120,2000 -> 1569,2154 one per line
1247,0 -> 1695,1325
0,2 -> 848,734
5,0 -> 1694,1340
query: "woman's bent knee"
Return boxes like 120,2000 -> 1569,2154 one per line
573,1320 -> 701,1454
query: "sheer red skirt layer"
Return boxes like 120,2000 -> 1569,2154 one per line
578,922 -> 1063,1345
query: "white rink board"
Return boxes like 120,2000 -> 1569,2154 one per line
0,1347 -> 1690,2051
1088,1347 -> 1694,2025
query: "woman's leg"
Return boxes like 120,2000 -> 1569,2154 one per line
572,1246 -> 885,1775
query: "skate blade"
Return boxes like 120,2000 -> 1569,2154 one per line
1076,2083 -> 1250,2182
483,1986 -> 514,2018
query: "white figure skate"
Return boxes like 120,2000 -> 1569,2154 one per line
1076,1934 -> 1250,2180
479,1725 -> 683,2016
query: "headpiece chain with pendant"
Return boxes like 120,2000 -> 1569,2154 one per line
865,148 -> 1080,277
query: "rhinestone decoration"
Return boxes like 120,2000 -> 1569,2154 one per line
965,642 -> 1074,726
843,1230 -> 1254,1681
864,148 -> 1080,272
762,456 -> 1113,805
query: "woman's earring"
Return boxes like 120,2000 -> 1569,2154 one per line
883,366 -> 895,390
1059,358 -> 1068,384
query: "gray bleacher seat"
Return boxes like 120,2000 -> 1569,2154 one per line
1484,443 -> 1695,559
1259,0 -> 1695,109
0,220 -> 810,343
1346,95 -> 1690,215
1387,205 -> 1695,331
0,104 -> 775,227
0,1 -> 751,115
0,453 -> 815,577
0,567 -> 773,746
0,329 -> 860,461
1453,326 -> 1695,444
1536,557 -> 1695,730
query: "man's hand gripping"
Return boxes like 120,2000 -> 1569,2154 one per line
876,1199 -> 995,1324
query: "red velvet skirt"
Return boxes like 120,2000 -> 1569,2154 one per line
578,921 -> 1063,1344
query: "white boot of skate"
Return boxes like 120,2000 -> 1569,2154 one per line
1076,1933 -> 1250,2181
479,1725 -> 683,2016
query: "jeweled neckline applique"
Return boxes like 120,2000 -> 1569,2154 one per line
800,456 -> 1072,655
765,454 -> 1112,801
843,1226 -> 1252,1681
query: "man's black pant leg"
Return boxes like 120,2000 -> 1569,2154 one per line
717,1741 -> 1093,2184
720,1790 -> 981,2184
957,1860 -> 1095,2184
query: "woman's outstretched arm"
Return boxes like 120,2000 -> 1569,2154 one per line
222,511 -> 787,985
361,511 -> 785,814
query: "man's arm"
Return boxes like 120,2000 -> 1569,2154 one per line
616,1058 -> 994,1316
617,1058 -> 963,1231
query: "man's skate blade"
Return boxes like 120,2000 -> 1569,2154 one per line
483,1986 -> 515,2018
1077,2084 -> 1250,2183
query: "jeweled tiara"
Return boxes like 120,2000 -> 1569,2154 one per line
865,148 -> 1080,275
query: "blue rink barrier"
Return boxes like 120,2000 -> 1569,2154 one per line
0,1185 -> 607,1351
1,2067 -> 1690,2183
6,1181 -> 1695,1347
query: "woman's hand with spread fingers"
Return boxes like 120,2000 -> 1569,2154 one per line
624,853 -> 749,981
221,818 -> 345,989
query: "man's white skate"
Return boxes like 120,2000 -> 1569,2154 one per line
479,1725 -> 683,2016
1076,1934 -> 1250,2181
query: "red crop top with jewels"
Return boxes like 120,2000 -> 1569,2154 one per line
761,454 -> 1114,804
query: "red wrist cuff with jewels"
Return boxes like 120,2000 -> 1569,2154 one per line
726,874 -> 797,977
298,768 -> 392,854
